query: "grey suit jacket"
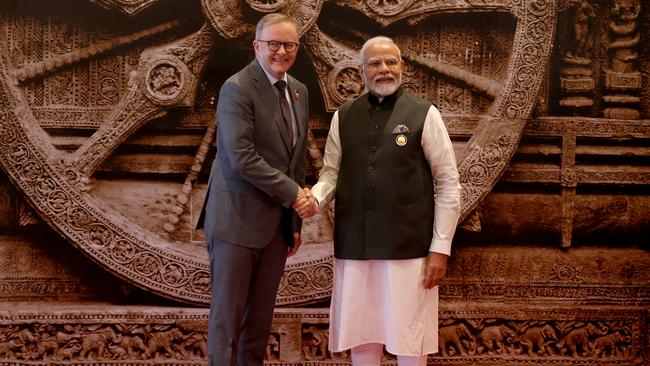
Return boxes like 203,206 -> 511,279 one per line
197,60 -> 309,248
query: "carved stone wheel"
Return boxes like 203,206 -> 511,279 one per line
0,0 -> 556,306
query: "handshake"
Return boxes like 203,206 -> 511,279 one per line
292,187 -> 319,219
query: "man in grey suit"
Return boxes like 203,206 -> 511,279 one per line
196,13 -> 311,366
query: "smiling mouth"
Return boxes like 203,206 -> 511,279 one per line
375,77 -> 394,83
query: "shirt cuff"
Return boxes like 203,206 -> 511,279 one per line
429,239 -> 452,256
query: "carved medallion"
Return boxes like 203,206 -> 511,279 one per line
143,57 -> 189,105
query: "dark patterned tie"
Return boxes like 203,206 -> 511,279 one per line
274,80 -> 293,145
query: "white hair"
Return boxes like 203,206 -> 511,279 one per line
359,36 -> 401,64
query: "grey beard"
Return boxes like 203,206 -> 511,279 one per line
369,77 -> 401,97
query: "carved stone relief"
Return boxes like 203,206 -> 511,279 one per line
0,0 -> 558,306
0,306 -> 645,365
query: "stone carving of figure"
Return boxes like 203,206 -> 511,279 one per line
265,333 -> 280,360
518,324 -> 558,357
302,326 -> 328,360
572,0 -> 596,59
113,333 -> 146,359
56,342 -> 82,361
477,324 -> 516,355
79,326 -> 118,360
559,0 -> 595,62
556,323 -> 605,357
609,0 -> 641,73
591,331 -> 630,358
142,328 -> 186,359
178,333 -> 207,359
438,322 -> 474,356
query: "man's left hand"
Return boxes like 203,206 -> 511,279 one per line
288,232 -> 301,257
422,252 -> 448,289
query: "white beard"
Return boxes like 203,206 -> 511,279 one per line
367,75 -> 401,97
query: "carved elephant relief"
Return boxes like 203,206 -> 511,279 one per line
591,331 -> 630,358
143,328 -> 186,359
477,324 -> 516,355
438,322 -> 474,356
518,324 -> 558,357
556,323 -> 605,357
79,327 -> 118,359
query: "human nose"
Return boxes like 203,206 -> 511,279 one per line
377,61 -> 390,72
276,44 -> 289,54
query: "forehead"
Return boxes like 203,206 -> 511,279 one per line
364,42 -> 399,60
260,21 -> 298,40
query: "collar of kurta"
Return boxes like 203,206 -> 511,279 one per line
367,87 -> 403,109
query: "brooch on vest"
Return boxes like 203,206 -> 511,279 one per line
392,124 -> 409,146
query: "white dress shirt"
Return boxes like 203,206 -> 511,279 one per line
259,65 -> 297,146
311,104 -> 461,255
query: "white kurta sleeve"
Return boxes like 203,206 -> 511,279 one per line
311,110 -> 341,210
421,106 -> 461,255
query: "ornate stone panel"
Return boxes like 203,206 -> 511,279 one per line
0,305 -> 646,365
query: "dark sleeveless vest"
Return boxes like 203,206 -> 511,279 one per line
334,89 -> 435,259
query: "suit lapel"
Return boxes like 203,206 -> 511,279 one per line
287,79 -> 304,141
287,79 -> 306,171
249,61 -> 292,154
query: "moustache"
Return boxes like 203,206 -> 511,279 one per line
373,76 -> 396,83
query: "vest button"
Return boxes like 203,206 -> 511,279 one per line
367,166 -> 374,173
366,210 -> 373,216
370,146 -> 376,152
367,187 -> 374,194
372,124 -> 379,130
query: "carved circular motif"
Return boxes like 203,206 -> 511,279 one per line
190,271 -> 211,294
21,161 -> 43,182
478,144 -> 503,168
0,125 -> 17,145
33,177 -> 57,199
144,57 -> 189,106
132,252 -> 162,276
161,263 -> 187,287
366,0 -> 413,17
87,223 -> 114,248
0,0 -> 557,306
311,264 -> 333,290
516,66 -> 537,88
9,143 -> 30,165
245,0 -> 287,13
46,190 -> 71,213
201,0 -> 324,38
110,239 -> 138,264
66,207 -> 93,231
526,20 -> 549,45
284,270 -> 311,295
521,44 -> 543,65
465,163 -> 489,186
330,64 -> 363,106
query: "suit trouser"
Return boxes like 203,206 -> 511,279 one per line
207,226 -> 288,366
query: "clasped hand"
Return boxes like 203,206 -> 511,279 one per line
292,187 -> 319,219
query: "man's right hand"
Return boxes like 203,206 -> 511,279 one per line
292,187 -> 319,218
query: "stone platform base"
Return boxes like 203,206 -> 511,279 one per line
0,303 -> 647,365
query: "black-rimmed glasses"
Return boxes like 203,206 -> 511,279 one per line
257,40 -> 300,53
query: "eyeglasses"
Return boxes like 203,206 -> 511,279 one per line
257,40 -> 300,53
364,58 -> 402,72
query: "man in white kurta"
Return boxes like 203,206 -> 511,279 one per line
306,36 -> 461,366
